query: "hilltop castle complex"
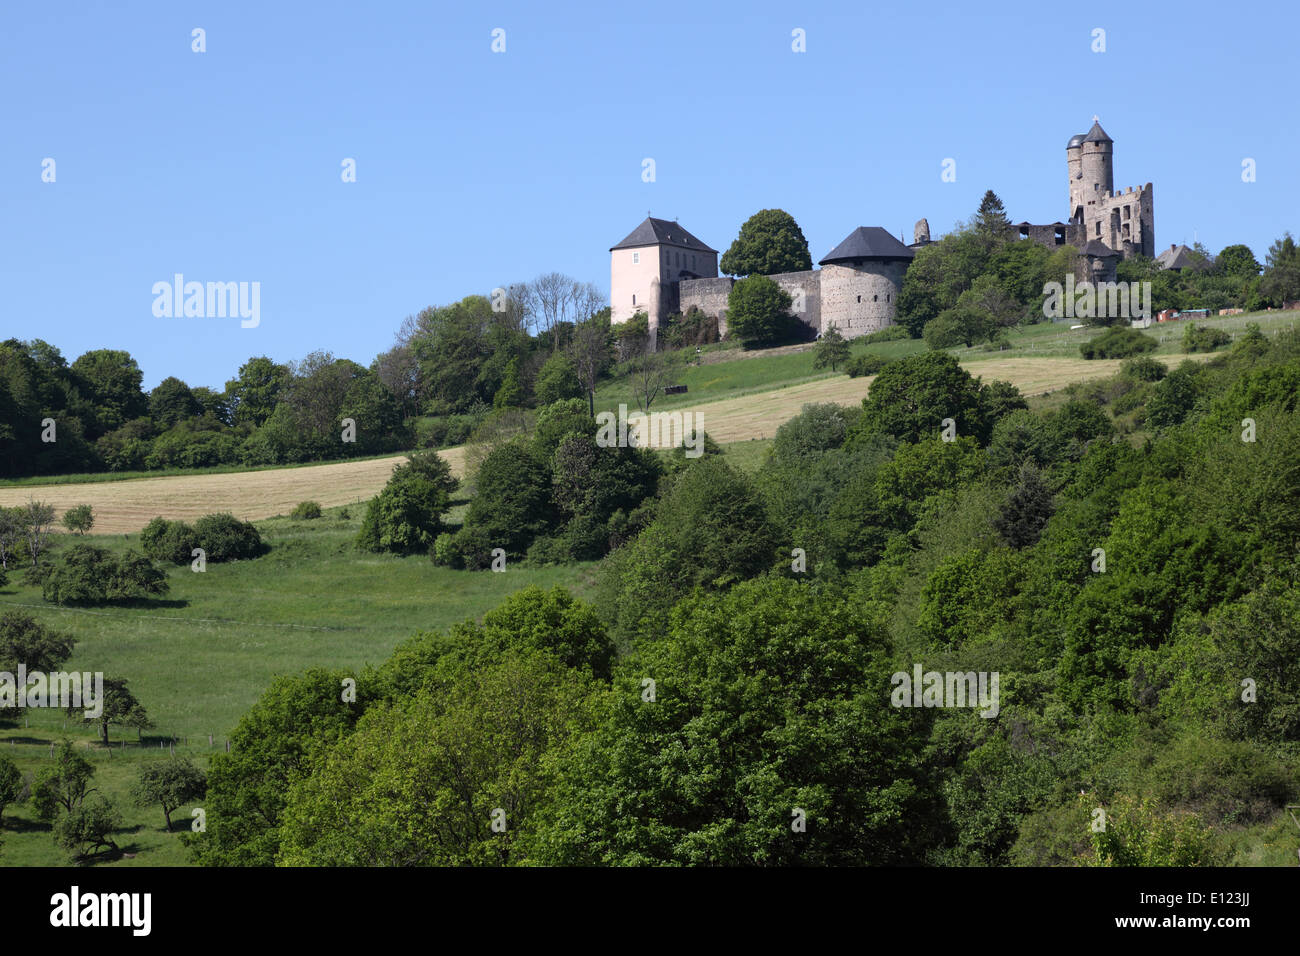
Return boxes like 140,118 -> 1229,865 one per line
609,119 -> 1154,340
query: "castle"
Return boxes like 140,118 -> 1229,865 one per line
608,119 -> 1154,340
1014,117 -> 1155,284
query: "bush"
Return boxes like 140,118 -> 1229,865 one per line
534,352 -> 583,406
140,517 -> 197,565
41,543 -> 168,605
193,513 -> 264,562
861,324 -> 912,343
1120,355 -> 1167,382
415,412 -> 483,450
357,452 -> 458,555
1079,327 -> 1158,359
845,353 -> 892,378
1182,323 -> 1232,353
290,501 -> 322,521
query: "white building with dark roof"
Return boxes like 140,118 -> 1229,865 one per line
609,218 -> 916,340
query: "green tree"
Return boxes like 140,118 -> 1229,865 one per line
596,456 -> 776,645
31,741 -> 96,822
70,349 -> 148,438
993,461 -> 1056,548
974,190 -> 1014,245
0,609 -> 75,673
278,650 -> 601,866
1259,233 -> 1300,306
356,451 -> 458,554
719,208 -> 813,277
53,796 -> 123,861
224,356 -> 292,427
850,351 -> 990,445
534,578 -> 939,865
132,758 -> 208,831
812,324 -> 850,372
455,439 -> 557,561
534,351 -> 583,406
1216,244 -> 1260,277
67,677 -> 153,747
148,376 -> 202,427
187,668 -> 361,867
726,274 -> 795,347
923,304 -> 997,349
60,504 -> 94,535
493,356 -> 525,409
0,753 -> 22,823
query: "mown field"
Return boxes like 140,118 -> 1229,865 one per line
0,508 -> 595,866
10,314 -> 1285,534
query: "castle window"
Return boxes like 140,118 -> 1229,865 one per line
856,295 -> 861,303
887,294 -> 891,302
632,294 -> 636,305
1096,222 -> 1102,236
632,252 -> 639,264
873,295 -> 878,302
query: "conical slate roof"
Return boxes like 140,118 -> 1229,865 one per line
1082,119 -> 1112,144
611,217 -> 716,253
819,226 -> 915,265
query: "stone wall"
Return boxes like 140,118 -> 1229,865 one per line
679,276 -> 734,330
767,270 -> 821,334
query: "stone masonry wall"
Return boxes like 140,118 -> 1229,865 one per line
819,261 -> 908,337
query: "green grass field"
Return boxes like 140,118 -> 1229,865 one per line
0,506 -> 595,866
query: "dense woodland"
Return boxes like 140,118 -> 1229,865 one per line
175,324 -> 1300,866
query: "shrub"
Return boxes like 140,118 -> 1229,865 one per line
357,452 -> 458,555
290,500 -> 322,521
140,517 -> 197,565
861,325 -> 912,343
41,543 -> 168,605
534,352 -> 583,406
1079,327 -> 1158,359
1182,323 -> 1232,353
1120,355 -> 1167,382
846,353 -> 891,378
193,513 -> 264,562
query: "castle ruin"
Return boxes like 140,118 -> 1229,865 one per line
607,119 -> 1154,339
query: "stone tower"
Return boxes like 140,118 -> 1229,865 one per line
1064,118 -> 1155,260
1077,118 -> 1114,220
817,227 -> 914,336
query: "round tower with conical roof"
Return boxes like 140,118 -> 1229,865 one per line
1079,117 -> 1114,216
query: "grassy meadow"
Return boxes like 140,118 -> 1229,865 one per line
0,505 -> 595,866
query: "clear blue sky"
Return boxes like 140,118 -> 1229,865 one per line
3,0 -> 1295,389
